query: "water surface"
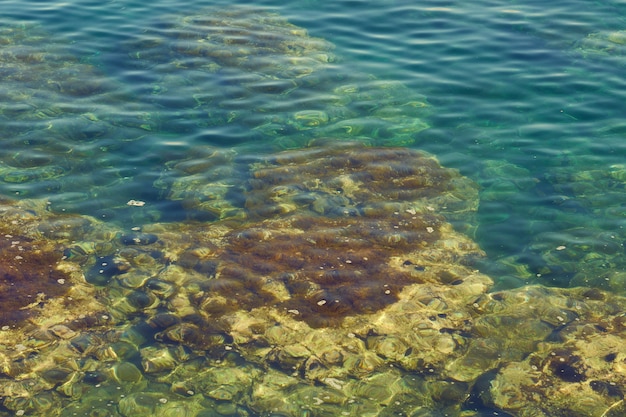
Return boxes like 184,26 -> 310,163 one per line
1,0 -> 626,415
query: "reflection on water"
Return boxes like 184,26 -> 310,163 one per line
0,2 -> 625,417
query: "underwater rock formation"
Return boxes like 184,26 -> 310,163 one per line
0,197 -> 108,329
575,29 -> 626,58
152,141 -> 484,326
153,146 -> 246,222
122,7 -> 430,148
115,142 -> 494,416
1,144 -> 625,417
122,6 -> 337,139
0,25 -> 100,192
126,6 -> 336,80
216,141 -> 482,327
474,286 -> 626,417
0,198 -> 114,415
1,13 -> 625,416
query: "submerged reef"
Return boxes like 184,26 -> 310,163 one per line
153,146 -> 246,222
0,198 -> 113,415
575,29 -> 626,58
473,286 -> 626,417
216,141 -> 482,327
530,164 -> 626,294
0,212 -> 71,327
1,143 -> 625,417
0,25 -> 101,191
121,6 -> 430,148
126,6 -> 336,80
0,197 -> 108,329
122,6 -> 337,138
0,8 -> 430,220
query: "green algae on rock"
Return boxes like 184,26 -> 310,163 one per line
482,160 -> 626,295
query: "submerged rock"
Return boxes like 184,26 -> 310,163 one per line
214,142 -> 482,327
0,199 -> 114,415
121,7 -> 429,148
1,144 -> 626,416
478,286 -> 626,417
121,6 -> 337,140
126,6 -> 336,79
153,147 -> 246,221
136,142 -> 490,415
488,161 -> 626,295
0,24 -> 157,224
575,30 -> 626,58
2,8 -> 625,417
137,144 -> 626,416
0,198 -> 105,329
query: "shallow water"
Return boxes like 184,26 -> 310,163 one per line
1,0 -> 626,416
2,0 -> 626,290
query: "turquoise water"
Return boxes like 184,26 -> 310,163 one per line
1,0 -> 626,415
3,0 -> 626,292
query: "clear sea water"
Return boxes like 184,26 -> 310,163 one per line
1,0 -> 626,413
4,0 -> 626,291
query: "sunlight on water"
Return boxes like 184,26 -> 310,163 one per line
0,1 -> 625,416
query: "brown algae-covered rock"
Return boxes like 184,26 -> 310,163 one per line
0,199 -> 113,415
136,144 -> 624,416
2,144 -> 626,416
131,142 -> 491,415
174,142 -> 484,328
0,198 -> 106,329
